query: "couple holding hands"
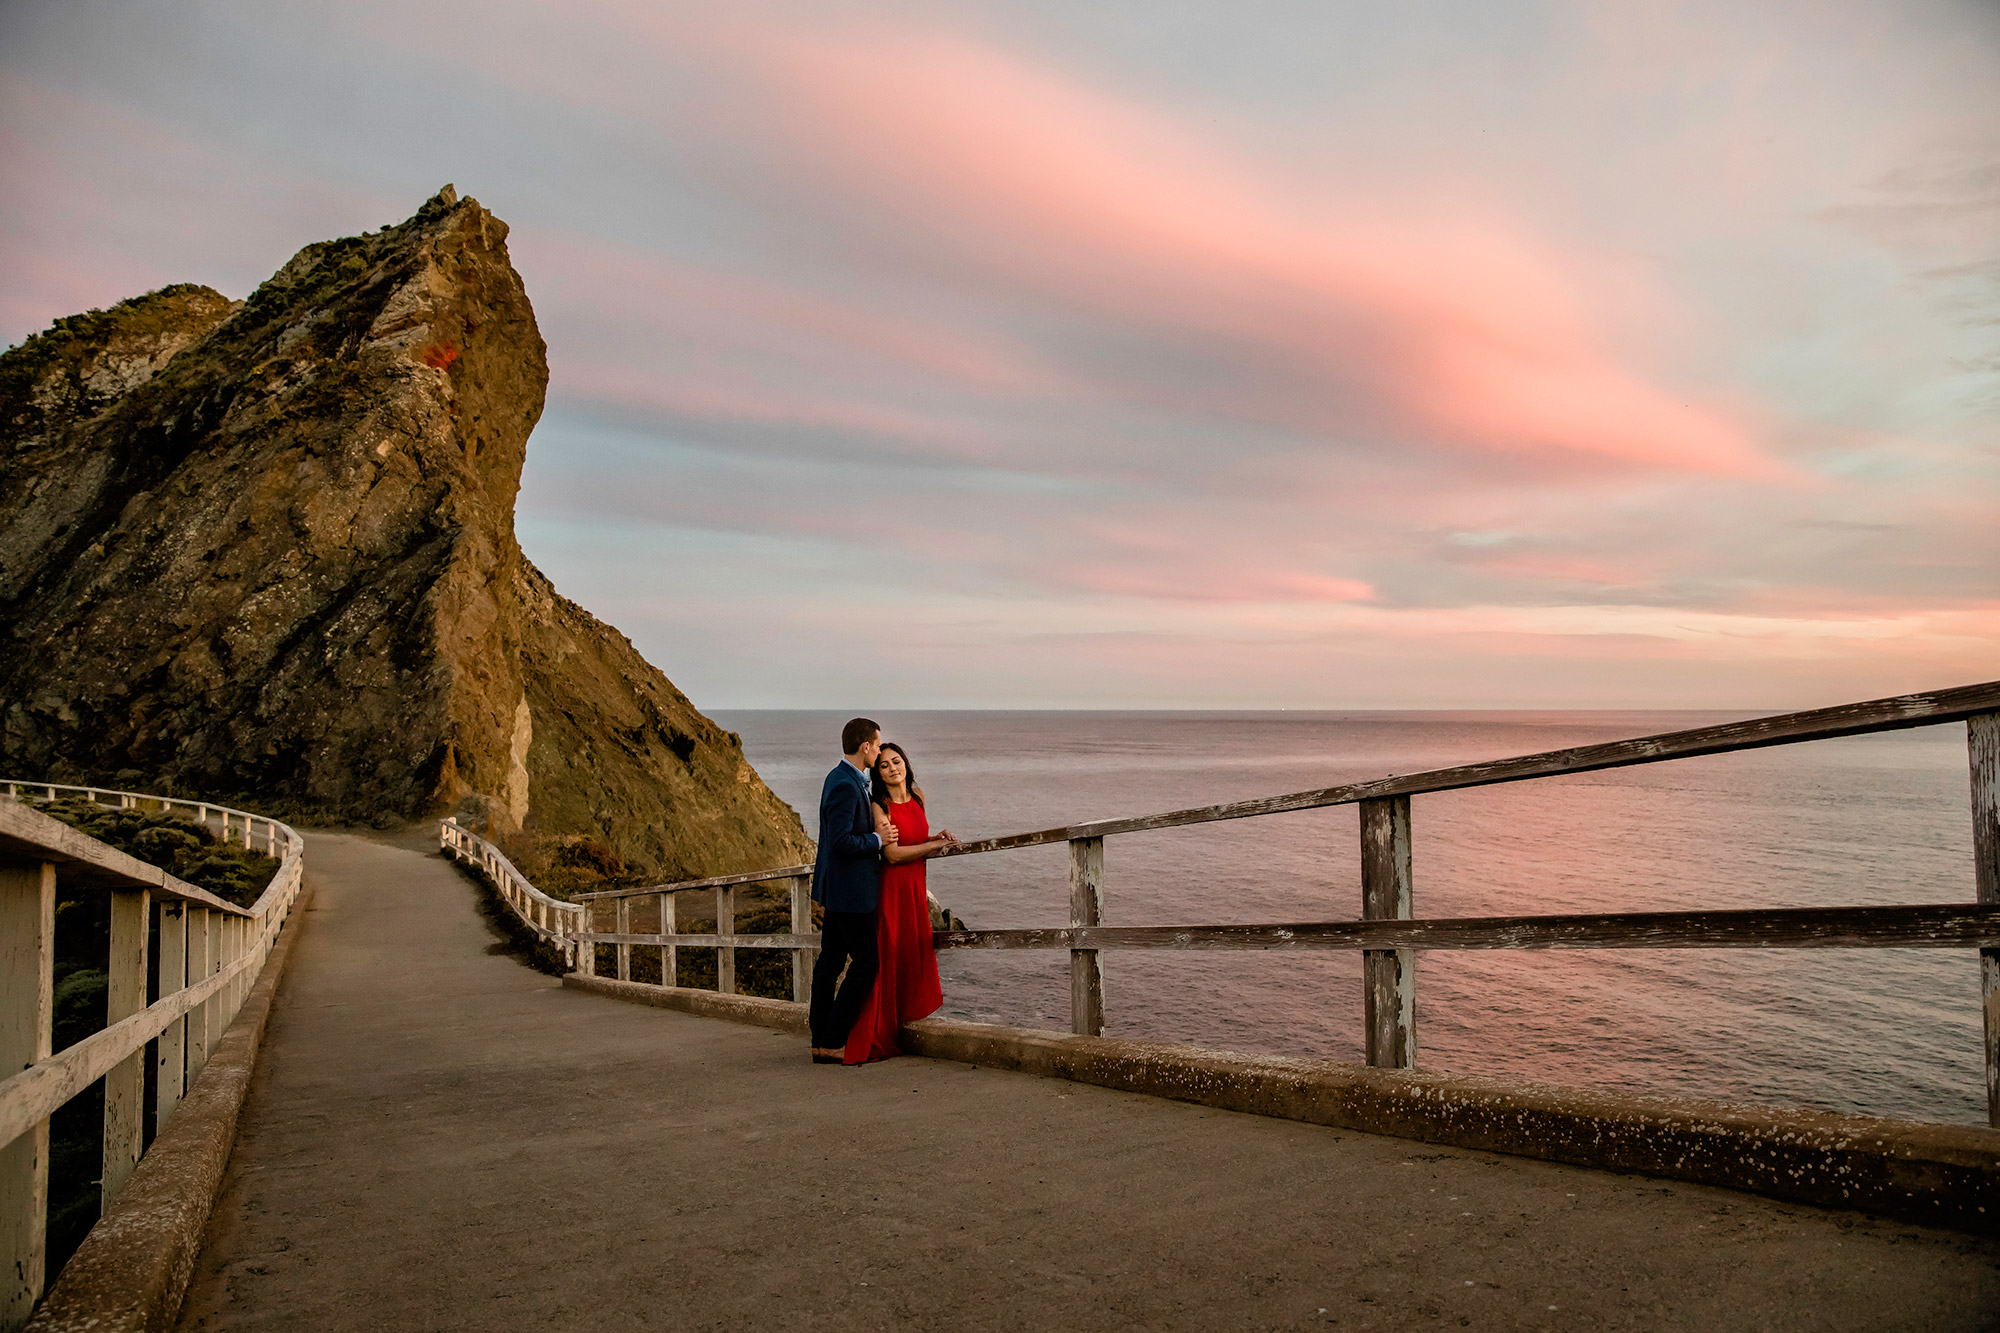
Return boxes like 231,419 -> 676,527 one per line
807,717 -> 959,1065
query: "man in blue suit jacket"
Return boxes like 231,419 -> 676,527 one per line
808,717 -> 896,1061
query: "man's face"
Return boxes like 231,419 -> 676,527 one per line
856,734 -> 883,767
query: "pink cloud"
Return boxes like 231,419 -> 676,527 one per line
553,363 -> 1002,461
514,228 -> 1059,395
686,20 -> 1787,479
1064,565 -> 1374,604
0,239 -> 174,345
0,75 -> 400,340
1016,517 -> 1374,604
1456,549 -> 1653,587
370,6 -> 1782,480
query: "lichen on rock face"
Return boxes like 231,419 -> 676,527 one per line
0,187 -> 812,880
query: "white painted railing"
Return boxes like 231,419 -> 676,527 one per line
0,782 -> 306,1331
2,781 -> 287,858
570,864 -> 818,999
440,820 -> 815,995
439,818 -> 582,969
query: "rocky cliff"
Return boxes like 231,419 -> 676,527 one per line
0,187 -> 812,880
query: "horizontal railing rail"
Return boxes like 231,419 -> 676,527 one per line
546,679 -> 2000,1132
589,931 -> 815,950
933,903 -> 2000,952
1,781 -> 293,865
940,678 -> 2000,855
0,941 -> 266,1151
576,864 -> 811,898
0,782 -> 306,1329
570,679 -> 2000,902
570,903 -> 2000,954
478,840 -> 816,1002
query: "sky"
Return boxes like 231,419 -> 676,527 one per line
3,0 -> 1996,709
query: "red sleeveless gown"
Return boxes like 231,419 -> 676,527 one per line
844,799 -> 944,1064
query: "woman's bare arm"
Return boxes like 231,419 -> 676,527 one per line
880,804 -> 964,868
879,818 -> 959,865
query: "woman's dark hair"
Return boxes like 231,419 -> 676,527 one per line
871,742 -> 925,810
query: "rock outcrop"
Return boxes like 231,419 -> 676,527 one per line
0,187 -> 812,879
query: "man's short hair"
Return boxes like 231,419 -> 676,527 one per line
841,717 -> 881,755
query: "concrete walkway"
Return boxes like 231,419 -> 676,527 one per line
173,832 -> 2000,1331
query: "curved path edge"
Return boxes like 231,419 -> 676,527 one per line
26,881 -> 316,1333
566,972 -> 2000,1233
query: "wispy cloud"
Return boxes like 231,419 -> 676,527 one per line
540,12 -> 1787,479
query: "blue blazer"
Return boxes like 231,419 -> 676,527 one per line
810,761 -> 882,913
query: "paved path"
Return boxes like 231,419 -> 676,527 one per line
174,831 -> 2000,1331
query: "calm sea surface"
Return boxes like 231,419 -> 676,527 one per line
712,710 -> 1983,1126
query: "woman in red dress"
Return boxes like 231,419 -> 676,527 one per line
844,742 -> 956,1065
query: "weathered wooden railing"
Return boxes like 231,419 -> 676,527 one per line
440,820 -> 816,998
0,782 -> 305,1330
546,682 -> 2000,1124
439,818 -> 587,969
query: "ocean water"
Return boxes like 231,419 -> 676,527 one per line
713,709 -> 1985,1126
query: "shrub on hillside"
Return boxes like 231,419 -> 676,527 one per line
495,832 -> 642,900
31,798 -> 280,907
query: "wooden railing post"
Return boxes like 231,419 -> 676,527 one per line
200,908 -> 220,1056
204,911 -> 224,1055
215,916 -> 230,1032
230,912 -> 246,1016
660,893 -> 677,988
1069,837 -> 1104,1036
186,906 -> 212,1080
229,916 -> 246,1023
102,888 -> 150,1205
1360,795 -> 1416,1069
575,900 -> 595,977
1970,712 -> 1999,1127
223,916 -> 237,1024
155,902 -> 187,1131
790,876 -> 812,1003
1,860 -> 55,1330
615,897 -> 632,982
717,886 -> 736,996
240,913 -> 254,1007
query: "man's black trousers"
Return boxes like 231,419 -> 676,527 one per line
809,908 -> 879,1050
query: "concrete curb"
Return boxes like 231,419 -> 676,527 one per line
565,973 -> 807,1033
565,976 -> 2000,1233
26,884 -> 316,1333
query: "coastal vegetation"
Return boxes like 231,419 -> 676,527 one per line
33,797 -> 280,905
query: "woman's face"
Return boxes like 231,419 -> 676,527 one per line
877,748 -> 908,786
